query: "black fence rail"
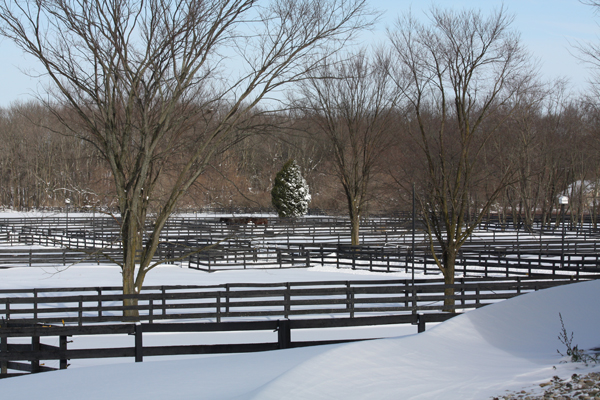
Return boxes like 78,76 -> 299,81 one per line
184,240 -> 600,278
0,247 -> 187,267
3,215 -> 600,251
0,276 -> 591,327
187,243 -> 426,272
0,248 -> 126,267
1,239 -> 599,281
0,312 -> 455,378
0,217 -> 416,249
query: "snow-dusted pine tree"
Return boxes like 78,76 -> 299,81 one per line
271,159 -> 311,218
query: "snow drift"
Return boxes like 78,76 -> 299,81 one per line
1,279 -> 599,400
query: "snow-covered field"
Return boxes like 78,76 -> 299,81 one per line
0,263 -> 598,399
0,211 -> 598,398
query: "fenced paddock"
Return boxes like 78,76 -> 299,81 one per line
0,275 -> 593,377
0,276 -> 591,326
0,313 -> 457,377
2,241 -> 600,280
2,215 -> 600,278
2,215 -> 600,378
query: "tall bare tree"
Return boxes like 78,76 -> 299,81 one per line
293,50 -> 398,244
388,6 -> 536,309
0,0 -> 375,316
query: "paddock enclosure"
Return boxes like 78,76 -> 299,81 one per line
1,214 -> 600,377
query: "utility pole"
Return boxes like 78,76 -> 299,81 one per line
559,195 -> 569,269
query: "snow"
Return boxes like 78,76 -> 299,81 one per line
1,264 -> 599,399
0,263 -> 419,289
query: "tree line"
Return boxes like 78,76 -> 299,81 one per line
1,54 -> 597,232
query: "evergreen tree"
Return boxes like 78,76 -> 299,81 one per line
271,159 -> 311,218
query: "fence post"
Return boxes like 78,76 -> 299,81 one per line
33,290 -> 38,324
225,285 -> 230,314
97,288 -> 103,318
135,323 -> 143,362
161,287 -> 167,316
284,283 -> 291,319
1,335 -> 7,374
31,335 -> 40,373
412,284 -> 417,313
346,282 -> 355,318
149,299 -> 154,324
78,296 -> 84,326
305,250 -> 310,268
277,319 -> 291,349
59,335 -> 68,370
417,313 -> 426,333
216,293 -> 221,323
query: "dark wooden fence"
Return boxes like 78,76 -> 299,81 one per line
1,273 -> 593,378
1,241 -> 599,280
0,312 -> 456,378
185,241 -> 600,277
0,276 -> 591,327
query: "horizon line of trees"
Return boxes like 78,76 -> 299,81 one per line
1,82 -> 598,224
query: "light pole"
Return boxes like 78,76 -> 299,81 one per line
412,183 -> 416,285
559,195 -> 568,269
65,198 -> 71,236
92,201 -> 97,244
412,183 -> 416,314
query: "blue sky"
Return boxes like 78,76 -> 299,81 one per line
0,0 -> 598,107
374,1 -> 598,83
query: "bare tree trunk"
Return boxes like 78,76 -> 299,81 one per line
121,208 -> 143,319
442,248 -> 457,312
350,207 -> 360,246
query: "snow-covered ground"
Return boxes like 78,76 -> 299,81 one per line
0,211 -> 598,398
0,262 -> 424,288
0,263 -> 599,399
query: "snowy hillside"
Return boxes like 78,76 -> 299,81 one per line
1,276 -> 599,399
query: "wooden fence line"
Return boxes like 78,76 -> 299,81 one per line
0,276 -> 590,327
1,241 -> 599,280
186,243 -> 600,277
0,312 -> 454,378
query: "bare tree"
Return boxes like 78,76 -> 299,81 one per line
0,0 -> 375,317
388,6 -> 536,310
575,1 -> 600,96
293,50 -> 398,244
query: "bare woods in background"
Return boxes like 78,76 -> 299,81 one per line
1,81 -> 598,221
0,5 -> 598,231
